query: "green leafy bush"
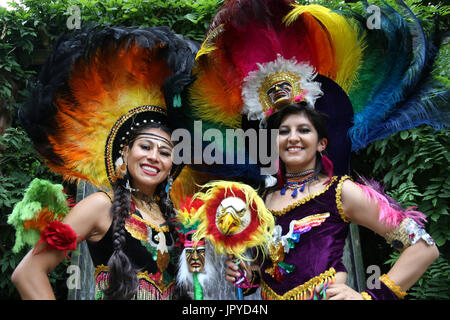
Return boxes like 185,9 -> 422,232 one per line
353,126 -> 450,299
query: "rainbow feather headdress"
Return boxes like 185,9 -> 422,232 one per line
192,0 -> 363,124
166,0 -> 364,193
170,0 -> 448,193
19,26 -> 197,190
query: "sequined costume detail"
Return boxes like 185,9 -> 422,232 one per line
260,176 -> 351,299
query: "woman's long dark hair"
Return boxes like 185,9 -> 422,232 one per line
266,102 -> 331,191
103,122 -> 183,300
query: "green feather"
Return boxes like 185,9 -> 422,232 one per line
7,178 -> 70,253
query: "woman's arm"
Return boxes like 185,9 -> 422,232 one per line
327,180 -> 439,300
11,192 -> 112,300
11,243 -> 65,299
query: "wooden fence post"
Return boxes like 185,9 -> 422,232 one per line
343,223 -> 366,292
67,181 -> 97,300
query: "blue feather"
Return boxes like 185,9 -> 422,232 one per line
350,1 -> 449,150
350,2 -> 413,150
395,0 -> 428,95
364,80 -> 449,145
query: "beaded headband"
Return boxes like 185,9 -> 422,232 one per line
132,132 -> 174,149
105,105 -> 169,186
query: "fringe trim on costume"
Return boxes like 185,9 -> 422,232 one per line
94,265 -> 174,300
261,267 -> 336,300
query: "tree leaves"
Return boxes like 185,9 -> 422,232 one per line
353,125 -> 450,299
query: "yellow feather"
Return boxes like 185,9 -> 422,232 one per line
170,167 -> 218,210
188,69 -> 243,129
284,4 -> 365,92
195,24 -> 225,61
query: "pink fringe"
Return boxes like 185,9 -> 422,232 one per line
356,180 -> 427,227
276,158 -> 284,189
321,155 -> 333,185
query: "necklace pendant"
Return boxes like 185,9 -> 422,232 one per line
300,183 -> 306,192
291,188 -> 298,198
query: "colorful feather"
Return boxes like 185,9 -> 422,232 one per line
7,178 -> 70,253
19,26 -> 197,189
347,0 -> 449,150
284,4 -> 365,92
356,178 -> 426,228
176,0 -> 365,190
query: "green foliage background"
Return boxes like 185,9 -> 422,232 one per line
0,0 -> 448,299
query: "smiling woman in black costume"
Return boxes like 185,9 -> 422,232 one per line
11,26 -> 197,300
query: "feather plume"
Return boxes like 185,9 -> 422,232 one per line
356,178 -> 426,228
347,1 -> 449,150
7,178 -> 70,253
284,4 -> 365,92
19,26 -> 196,189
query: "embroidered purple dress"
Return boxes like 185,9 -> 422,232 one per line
260,176 -> 350,300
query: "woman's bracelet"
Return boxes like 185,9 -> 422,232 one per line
363,274 -> 407,300
360,291 -> 373,300
242,269 -> 261,296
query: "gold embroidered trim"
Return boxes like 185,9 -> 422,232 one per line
361,291 -> 373,300
261,267 -> 336,300
336,175 -> 352,223
380,274 -> 407,299
98,190 -> 113,202
94,264 -> 174,294
271,176 -> 338,216
130,213 -> 169,232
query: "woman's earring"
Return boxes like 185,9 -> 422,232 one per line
164,176 -> 173,206
165,176 -> 173,194
125,179 -> 139,193
114,156 -> 127,180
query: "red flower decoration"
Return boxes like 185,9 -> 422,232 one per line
34,221 -> 78,259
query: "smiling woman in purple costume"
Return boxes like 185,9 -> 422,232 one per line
226,102 -> 439,300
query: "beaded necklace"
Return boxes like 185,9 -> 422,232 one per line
280,171 -> 318,198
